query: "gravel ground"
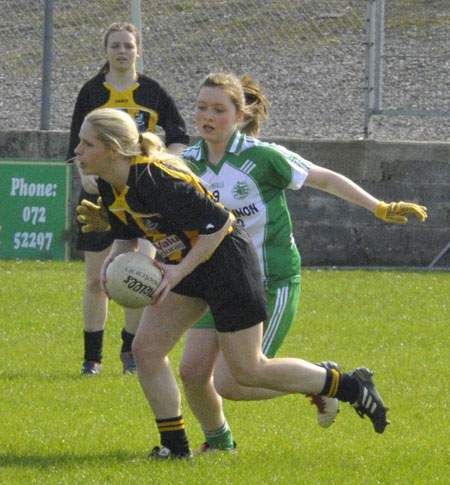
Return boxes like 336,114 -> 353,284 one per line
1,0 -> 449,142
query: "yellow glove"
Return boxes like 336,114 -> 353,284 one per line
375,201 -> 428,224
77,197 -> 111,233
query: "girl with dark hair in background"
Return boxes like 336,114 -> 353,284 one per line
66,22 -> 189,375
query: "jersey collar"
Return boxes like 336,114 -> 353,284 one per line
199,130 -> 245,172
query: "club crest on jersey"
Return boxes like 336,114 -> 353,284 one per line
232,181 -> 250,200
140,215 -> 161,231
134,112 -> 145,127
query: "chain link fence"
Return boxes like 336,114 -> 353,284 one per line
383,1 -> 449,112
1,0 -> 131,132
369,0 -> 450,139
1,0 -> 449,140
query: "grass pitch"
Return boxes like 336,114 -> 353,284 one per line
0,260 -> 448,484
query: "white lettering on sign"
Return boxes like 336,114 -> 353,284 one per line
13,232 -> 53,251
10,178 -> 57,197
22,206 -> 47,225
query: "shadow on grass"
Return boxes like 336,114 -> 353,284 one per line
0,451 -> 147,468
0,371 -> 129,382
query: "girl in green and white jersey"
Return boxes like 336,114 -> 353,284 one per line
179,73 -> 427,452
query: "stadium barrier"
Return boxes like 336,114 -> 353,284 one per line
1,130 -> 448,267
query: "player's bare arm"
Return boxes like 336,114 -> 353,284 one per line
305,164 -> 427,223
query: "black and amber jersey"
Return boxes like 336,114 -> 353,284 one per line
98,156 -> 234,263
66,73 -> 189,160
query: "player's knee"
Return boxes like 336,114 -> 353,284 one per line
132,337 -> 162,369
131,337 -> 145,363
179,358 -> 211,387
227,365 -> 260,388
84,273 -> 102,293
214,376 -> 240,400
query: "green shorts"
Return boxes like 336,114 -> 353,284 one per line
192,281 -> 301,358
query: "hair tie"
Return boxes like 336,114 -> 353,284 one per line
138,133 -> 143,143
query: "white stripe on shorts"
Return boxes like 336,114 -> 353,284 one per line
262,285 -> 289,356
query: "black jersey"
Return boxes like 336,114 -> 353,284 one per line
66,73 -> 189,160
98,156 -> 233,263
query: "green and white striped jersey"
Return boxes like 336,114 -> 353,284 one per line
182,130 -> 311,287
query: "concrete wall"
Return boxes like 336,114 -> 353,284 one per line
1,130 -> 449,267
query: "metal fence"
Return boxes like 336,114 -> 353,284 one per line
365,0 -> 450,138
1,0 -> 449,140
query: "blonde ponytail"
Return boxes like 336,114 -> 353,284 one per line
85,108 -> 195,177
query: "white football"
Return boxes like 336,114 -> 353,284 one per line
105,252 -> 163,308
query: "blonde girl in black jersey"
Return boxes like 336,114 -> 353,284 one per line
66,23 -> 189,375
75,108 -> 390,460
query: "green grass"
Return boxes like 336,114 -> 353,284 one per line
1,261 -> 449,484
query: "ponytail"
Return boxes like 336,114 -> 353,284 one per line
239,75 -> 270,136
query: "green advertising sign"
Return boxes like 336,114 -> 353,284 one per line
0,159 -> 71,260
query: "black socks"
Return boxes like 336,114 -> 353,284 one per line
83,330 -> 104,362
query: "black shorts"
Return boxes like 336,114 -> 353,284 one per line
76,190 -> 115,252
172,226 -> 267,333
